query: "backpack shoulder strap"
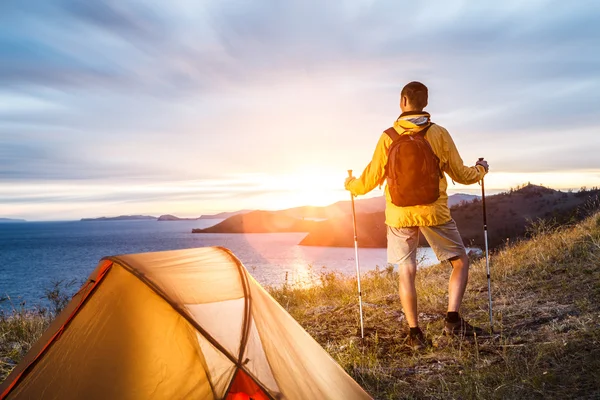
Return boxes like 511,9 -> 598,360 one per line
418,123 -> 437,153
384,127 -> 400,141
417,123 -> 435,137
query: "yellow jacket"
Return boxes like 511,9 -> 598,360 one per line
347,112 -> 487,227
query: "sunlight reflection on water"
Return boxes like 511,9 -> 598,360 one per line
0,220 -> 472,309
227,232 -> 448,288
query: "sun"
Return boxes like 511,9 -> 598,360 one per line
261,168 -> 348,211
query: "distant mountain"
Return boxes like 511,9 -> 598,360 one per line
0,218 -> 26,223
157,214 -> 201,221
447,193 -> 479,207
280,193 -> 476,220
281,196 -> 385,220
194,193 -> 478,234
81,215 -> 157,222
76,195 -> 476,225
190,185 -> 600,248
199,210 -> 252,219
300,185 -> 600,249
192,210 -> 316,233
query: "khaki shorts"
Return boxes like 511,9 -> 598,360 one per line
387,219 -> 467,266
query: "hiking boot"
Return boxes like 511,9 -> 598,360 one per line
443,317 -> 484,337
408,331 -> 431,351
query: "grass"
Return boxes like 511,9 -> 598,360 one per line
0,306 -> 49,383
2,213 -> 600,398
268,212 -> 600,399
0,279 -> 76,383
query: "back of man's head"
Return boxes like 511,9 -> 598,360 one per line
401,81 -> 428,111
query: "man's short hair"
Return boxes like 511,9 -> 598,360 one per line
401,81 -> 428,110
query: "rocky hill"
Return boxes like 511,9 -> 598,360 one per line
452,184 -> 600,248
300,185 -> 600,249
192,193 -> 478,235
279,193 -> 477,220
192,210 -> 317,233
189,185 -> 600,248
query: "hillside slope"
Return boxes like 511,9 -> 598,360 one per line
301,185 -> 600,249
192,210 -> 316,233
453,184 -> 600,248
270,212 -> 600,399
192,194 -> 478,234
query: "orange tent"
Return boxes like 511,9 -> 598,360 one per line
1,247 -> 371,400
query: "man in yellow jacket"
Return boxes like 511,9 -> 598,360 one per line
345,81 -> 489,350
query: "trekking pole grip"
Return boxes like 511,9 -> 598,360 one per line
478,158 -> 485,180
348,170 -> 353,177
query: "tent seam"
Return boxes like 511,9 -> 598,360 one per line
204,247 -> 277,400
103,252 -> 277,400
0,260 -> 113,400
102,257 -> 224,397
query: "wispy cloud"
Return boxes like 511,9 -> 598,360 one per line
1,0 -> 599,219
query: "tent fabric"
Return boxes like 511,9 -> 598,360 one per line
0,260 -> 112,399
0,247 -> 372,400
5,262 -> 213,399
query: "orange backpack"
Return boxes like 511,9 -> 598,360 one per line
384,124 -> 442,207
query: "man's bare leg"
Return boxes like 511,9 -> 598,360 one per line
398,261 -> 419,327
448,254 -> 469,312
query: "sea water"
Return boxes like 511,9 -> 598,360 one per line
0,219 -> 443,310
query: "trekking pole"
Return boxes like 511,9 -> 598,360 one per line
479,158 -> 493,333
348,170 -> 365,339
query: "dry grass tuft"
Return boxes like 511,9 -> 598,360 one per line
269,212 -> 600,399
0,306 -> 49,382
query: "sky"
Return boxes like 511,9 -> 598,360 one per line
1,0 -> 599,221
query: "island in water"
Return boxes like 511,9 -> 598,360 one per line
158,215 -> 200,221
81,215 -> 157,222
0,218 -> 27,223
198,210 -> 252,219
190,193 -> 478,239
193,210 -> 316,233
191,185 -> 600,251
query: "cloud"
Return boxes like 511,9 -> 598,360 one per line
0,184 -> 267,205
63,0 -> 164,39
1,0 -> 599,219
3,0 -> 599,93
